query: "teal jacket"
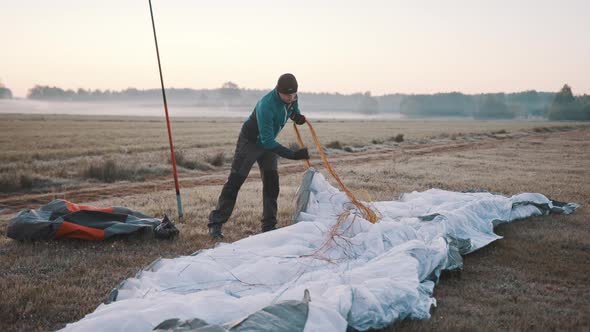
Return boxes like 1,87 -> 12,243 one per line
247,88 -> 301,150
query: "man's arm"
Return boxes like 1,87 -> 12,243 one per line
255,100 -> 280,150
256,100 -> 308,160
272,145 -> 309,160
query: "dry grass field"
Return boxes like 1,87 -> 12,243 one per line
0,114 -> 589,331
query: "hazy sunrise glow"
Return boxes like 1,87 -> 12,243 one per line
1,0 -> 589,97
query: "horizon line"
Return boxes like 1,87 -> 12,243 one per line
7,84 -> 582,99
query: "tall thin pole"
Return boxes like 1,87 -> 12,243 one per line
148,0 -> 183,222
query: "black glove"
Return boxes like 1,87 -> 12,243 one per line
293,148 -> 309,160
291,113 -> 306,125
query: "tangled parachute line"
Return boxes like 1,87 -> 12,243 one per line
293,121 -> 381,223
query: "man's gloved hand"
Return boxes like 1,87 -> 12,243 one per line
292,113 -> 306,125
293,148 -> 309,160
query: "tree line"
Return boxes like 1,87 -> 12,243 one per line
2,81 -> 588,120
399,86 -> 589,120
0,83 -> 12,99
547,85 -> 590,121
399,91 -> 555,119
24,82 -> 399,114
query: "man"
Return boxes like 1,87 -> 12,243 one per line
208,73 -> 309,239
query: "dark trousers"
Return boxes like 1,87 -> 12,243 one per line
208,130 -> 279,231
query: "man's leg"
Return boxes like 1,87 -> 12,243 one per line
208,133 -> 264,236
257,151 -> 279,232
208,173 -> 247,227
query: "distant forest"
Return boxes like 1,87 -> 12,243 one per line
2,81 -> 589,120
0,83 -> 13,99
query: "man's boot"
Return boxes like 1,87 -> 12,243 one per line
261,223 -> 277,233
208,223 -> 224,239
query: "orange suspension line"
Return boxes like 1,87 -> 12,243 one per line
293,121 -> 379,223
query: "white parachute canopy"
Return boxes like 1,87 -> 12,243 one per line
61,169 -> 577,332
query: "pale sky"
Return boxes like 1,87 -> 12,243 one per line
1,0 -> 589,97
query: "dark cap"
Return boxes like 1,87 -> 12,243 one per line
277,73 -> 298,94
